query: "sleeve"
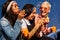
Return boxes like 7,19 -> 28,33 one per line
0,19 -> 21,39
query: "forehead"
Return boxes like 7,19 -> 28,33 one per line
41,3 -> 49,8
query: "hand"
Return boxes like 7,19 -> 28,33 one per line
35,19 -> 43,27
17,11 -> 21,20
17,10 -> 26,20
42,17 -> 50,23
36,31 -> 43,38
51,26 -> 56,32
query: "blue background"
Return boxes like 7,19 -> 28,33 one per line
0,0 -> 60,29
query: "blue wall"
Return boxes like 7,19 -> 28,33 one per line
0,0 -> 60,29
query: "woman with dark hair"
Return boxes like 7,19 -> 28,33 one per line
21,4 -> 43,40
0,0 -> 26,40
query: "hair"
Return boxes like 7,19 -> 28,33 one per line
41,1 -> 51,8
22,4 -> 35,26
22,4 -> 35,18
6,0 -> 13,2
2,1 -> 18,26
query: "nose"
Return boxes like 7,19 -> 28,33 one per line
17,6 -> 20,11
17,6 -> 19,9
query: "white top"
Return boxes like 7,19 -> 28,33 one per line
21,18 -> 31,28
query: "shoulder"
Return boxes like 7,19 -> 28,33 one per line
21,18 -> 30,25
21,18 -> 31,28
21,18 -> 27,28
0,17 -> 10,27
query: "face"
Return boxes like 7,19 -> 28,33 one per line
28,7 -> 36,20
40,3 -> 50,16
11,2 -> 20,15
19,10 -> 26,18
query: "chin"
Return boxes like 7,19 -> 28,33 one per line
42,14 -> 46,16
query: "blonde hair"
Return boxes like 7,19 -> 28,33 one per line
41,1 -> 51,8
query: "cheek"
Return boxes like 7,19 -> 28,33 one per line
21,15 -> 24,18
12,7 -> 19,13
20,13 -> 25,18
14,9 -> 19,12
13,10 -> 19,15
12,8 -> 16,13
13,10 -> 16,12
31,15 -> 34,19
45,9 -> 49,12
45,10 -> 48,12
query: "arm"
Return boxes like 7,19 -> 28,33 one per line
35,14 -> 39,25
21,19 -> 43,39
28,24 -> 41,39
21,25 -> 41,39
0,19 -> 21,39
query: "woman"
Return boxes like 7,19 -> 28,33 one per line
0,0 -> 25,40
35,1 -> 56,37
35,1 -> 56,40
21,4 -> 43,40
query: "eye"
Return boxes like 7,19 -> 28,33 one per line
44,7 -> 47,10
15,5 -> 16,7
40,7 -> 43,10
15,4 -> 18,7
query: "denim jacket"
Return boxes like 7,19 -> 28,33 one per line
0,17 -> 21,40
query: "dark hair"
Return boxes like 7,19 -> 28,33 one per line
2,1 -> 10,16
2,1 -> 18,26
22,4 -> 35,18
7,0 -> 13,2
